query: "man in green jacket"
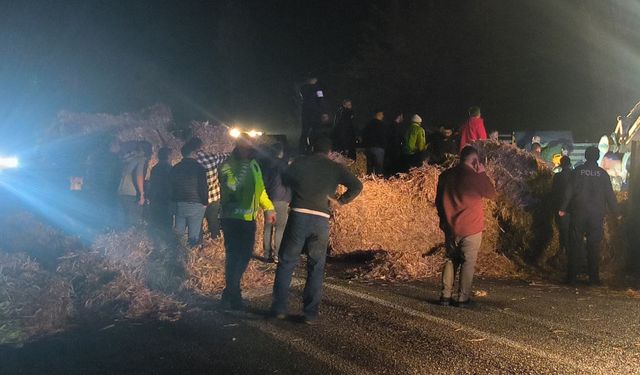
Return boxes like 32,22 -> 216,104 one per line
218,134 -> 276,310
403,114 -> 426,168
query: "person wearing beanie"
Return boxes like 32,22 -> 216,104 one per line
271,136 -> 362,324
218,134 -> 276,310
403,114 -> 426,168
559,146 -> 619,285
458,106 -> 487,150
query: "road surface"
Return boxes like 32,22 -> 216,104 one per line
1,276 -> 639,374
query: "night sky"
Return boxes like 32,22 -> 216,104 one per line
1,0 -> 639,147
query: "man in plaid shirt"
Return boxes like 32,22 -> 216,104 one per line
195,149 -> 230,239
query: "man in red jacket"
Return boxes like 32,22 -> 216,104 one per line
458,106 -> 487,150
436,146 -> 496,306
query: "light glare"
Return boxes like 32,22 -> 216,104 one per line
0,156 -> 19,169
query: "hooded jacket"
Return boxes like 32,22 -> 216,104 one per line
218,153 -> 275,221
404,122 -> 426,155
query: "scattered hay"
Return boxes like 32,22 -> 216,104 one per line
0,252 -> 73,345
185,213 -> 273,296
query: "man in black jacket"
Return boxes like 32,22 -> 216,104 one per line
559,147 -> 619,285
362,110 -> 387,175
551,156 -> 572,261
148,147 -> 173,232
171,138 -> 209,247
271,136 -> 362,323
332,99 -> 356,159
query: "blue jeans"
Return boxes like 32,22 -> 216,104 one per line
174,202 -> 206,245
221,219 -> 256,304
272,211 -> 330,319
263,201 -> 290,258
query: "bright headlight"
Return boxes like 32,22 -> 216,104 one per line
0,156 -> 19,169
229,128 -> 242,138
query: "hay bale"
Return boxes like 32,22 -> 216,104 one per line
47,104 -> 185,167
189,121 -> 236,154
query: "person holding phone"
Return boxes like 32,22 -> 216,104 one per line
435,146 -> 496,307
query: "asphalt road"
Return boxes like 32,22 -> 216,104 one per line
1,276 -> 639,375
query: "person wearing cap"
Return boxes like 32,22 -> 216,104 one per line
459,106 -> 487,150
218,134 -> 276,310
559,147 -> 619,285
436,146 -> 496,307
551,156 -> 573,261
403,114 -> 426,168
271,136 -> 362,324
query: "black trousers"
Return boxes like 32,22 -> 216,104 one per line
555,213 -> 571,255
221,219 -> 256,303
568,212 -> 604,282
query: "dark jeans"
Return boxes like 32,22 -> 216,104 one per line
366,147 -> 385,175
568,212 -> 604,282
221,219 -> 257,304
204,201 -> 221,239
555,213 -> 571,255
263,201 -> 290,258
149,201 -> 173,233
174,202 -> 206,246
119,195 -> 142,229
272,212 -> 330,319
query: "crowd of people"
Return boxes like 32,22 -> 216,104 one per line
98,131 -> 362,322
77,77 -> 619,322
297,77 -> 491,176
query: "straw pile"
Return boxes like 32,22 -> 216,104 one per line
330,163 -> 518,280
332,141 -> 630,281
189,121 -> 236,154
47,104 -> 185,167
0,219 -> 185,345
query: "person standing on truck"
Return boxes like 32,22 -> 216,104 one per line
559,147 -> 619,285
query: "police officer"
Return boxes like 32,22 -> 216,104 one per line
559,146 -> 619,285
